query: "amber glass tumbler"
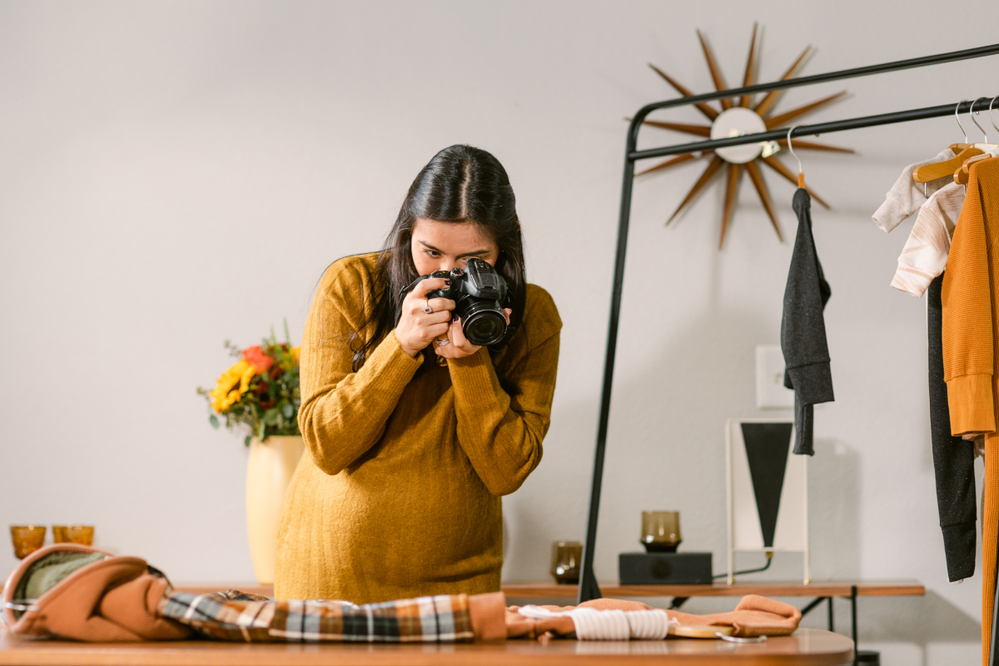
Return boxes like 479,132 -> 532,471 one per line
10,526 -> 46,559
641,511 -> 682,553
52,525 -> 94,546
550,541 -> 583,584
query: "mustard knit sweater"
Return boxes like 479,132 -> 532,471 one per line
274,253 -> 561,604
941,157 -> 999,666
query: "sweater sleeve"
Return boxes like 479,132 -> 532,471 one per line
297,258 -> 424,475
942,163 -> 997,436
446,287 -> 561,496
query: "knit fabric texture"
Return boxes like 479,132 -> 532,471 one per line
781,188 -> 834,456
274,253 -> 561,604
941,157 -> 999,666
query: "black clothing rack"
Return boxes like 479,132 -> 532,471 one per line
577,41 -> 999,663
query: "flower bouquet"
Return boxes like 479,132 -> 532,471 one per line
198,325 -> 301,446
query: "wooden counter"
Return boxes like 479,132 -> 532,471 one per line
0,627 -> 853,666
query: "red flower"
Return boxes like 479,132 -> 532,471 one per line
242,345 -> 274,373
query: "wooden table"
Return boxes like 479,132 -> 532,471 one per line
0,627 -> 853,665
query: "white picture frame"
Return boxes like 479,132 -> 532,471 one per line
725,418 -> 809,584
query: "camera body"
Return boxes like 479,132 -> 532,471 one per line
406,258 -> 511,347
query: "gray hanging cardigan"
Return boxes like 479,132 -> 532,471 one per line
781,188 -> 834,456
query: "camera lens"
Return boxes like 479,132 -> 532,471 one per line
459,301 -> 507,346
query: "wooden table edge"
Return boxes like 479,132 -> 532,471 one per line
0,628 -> 854,666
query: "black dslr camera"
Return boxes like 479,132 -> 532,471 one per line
402,258 -> 511,347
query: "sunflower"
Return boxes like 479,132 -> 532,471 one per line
209,359 -> 258,413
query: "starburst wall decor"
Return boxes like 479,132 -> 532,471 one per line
638,25 -> 854,248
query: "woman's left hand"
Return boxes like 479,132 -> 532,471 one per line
434,309 -> 512,360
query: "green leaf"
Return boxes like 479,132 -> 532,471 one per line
209,415 -> 220,428
263,408 -> 280,425
244,435 -> 252,447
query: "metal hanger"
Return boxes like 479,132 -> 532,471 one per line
955,99 -> 970,146
914,101 -> 984,183
970,98 -> 989,144
956,98 -> 998,184
787,125 -> 804,188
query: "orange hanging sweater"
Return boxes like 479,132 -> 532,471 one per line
941,157 -> 999,666
274,253 -> 561,604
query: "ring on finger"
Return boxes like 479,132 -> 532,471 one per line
436,339 -> 450,347
423,299 -> 433,314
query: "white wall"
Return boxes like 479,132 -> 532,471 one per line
2,1 -> 997,663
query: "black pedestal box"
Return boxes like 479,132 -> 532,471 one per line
618,552 -> 713,585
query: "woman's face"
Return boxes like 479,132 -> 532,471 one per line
410,218 -> 500,276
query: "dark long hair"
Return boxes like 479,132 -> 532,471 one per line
350,144 -> 527,371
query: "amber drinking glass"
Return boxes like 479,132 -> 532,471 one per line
641,511 -> 682,553
52,525 -> 94,546
10,526 -> 47,559
550,540 -> 583,584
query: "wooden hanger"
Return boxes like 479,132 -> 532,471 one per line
915,100 -> 984,182
954,152 -> 994,184
914,146 -> 984,182
953,100 -> 998,184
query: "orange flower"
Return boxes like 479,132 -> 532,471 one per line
242,345 -> 274,373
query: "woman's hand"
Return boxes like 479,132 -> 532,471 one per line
394,277 -> 455,357
434,309 -> 512,360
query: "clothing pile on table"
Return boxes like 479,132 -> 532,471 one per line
2,544 -> 801,644
873,146 -> 999,664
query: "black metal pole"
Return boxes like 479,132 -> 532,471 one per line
576,105 -> 654,604
799,597 -> 826,617
635,43 -> 999,116
851,586 -> 858,666
633,97 -> 997,161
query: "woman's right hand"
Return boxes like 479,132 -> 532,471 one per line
394,277 -> 456,358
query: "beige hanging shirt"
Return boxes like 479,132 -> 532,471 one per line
872,148 -> 955,233
891,182 -> 965,297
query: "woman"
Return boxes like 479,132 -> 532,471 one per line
274,145 -> 561,603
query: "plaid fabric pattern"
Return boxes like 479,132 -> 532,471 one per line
157,588 -> 475,643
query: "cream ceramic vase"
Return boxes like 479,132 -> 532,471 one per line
246,435 -> 305,584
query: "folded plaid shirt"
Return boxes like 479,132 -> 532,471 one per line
157,589 -> 475,643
